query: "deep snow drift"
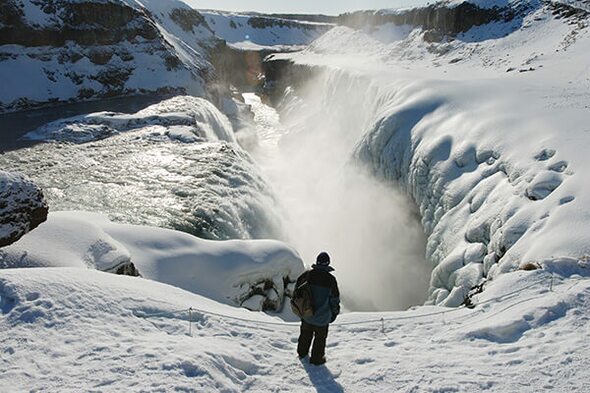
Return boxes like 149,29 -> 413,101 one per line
1,259 -> 589,391
0,211 -> 304,312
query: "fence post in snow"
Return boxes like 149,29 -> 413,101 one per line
550,273 -> 554,292
189,307 -> 193,336
381,317 -> 385,334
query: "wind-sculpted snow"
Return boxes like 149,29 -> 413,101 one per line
0,211 -> 303,311
0,171 -> 48,247
0,96 -> 283,241
271,3 -> 590,307
0,211 -> 136,274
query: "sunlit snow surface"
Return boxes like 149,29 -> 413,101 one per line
0,96 -> 282,240
1,263 -> 589,391
273,3 -> 590,307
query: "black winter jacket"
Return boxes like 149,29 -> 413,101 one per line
296,264 -> 340,326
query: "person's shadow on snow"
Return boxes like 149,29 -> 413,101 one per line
301,359 -> 344,393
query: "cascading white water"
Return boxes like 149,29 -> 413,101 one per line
243,82 -> 431,311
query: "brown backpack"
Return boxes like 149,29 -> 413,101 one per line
290,271 -> 314,318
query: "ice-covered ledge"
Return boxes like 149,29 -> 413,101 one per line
358,77 -> 589,306
0,211 -> 304,312
267,47 -> 590,307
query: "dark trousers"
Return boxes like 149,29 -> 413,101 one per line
297,320 -> 329,362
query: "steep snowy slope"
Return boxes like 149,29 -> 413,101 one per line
267,0 -> 590,306
0,0 -> 218,113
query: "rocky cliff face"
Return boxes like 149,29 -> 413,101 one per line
0,171 -> 48,247
336,1 -> 536,41
0,0 -> 219,113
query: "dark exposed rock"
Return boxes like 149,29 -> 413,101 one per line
0,172 -> 48,248
210,43 -> 268,89
261,57 -> 322,106
109,261 -> 140,276
0,1 -> 161,47
88,49 -> 114,65
0,1 -> 24,27
247,16 -> 318,30
92,67 -> 133,88
519,262 -> 542,271
336,1 -> 533,37
238,275 -> 296,312
77,88 -> 96,99
547,1 -> 589,22
164,55 -> 182,71
169,8 -> 211,33
264,13 -> 337,24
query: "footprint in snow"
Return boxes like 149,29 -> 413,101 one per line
534,148 -> 556,161
559,196 -> 575,205
548,160 -> 569,173
525,170 -> 563,200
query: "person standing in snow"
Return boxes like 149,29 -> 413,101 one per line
296,251 -> 340,365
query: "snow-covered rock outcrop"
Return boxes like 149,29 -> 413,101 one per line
0,211 -> 304,311
0,172 -> 48,247
23,95 -> 237,144
0,0 -> 218,113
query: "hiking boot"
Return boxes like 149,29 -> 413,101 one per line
309,356 -> 326,365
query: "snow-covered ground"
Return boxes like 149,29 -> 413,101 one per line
0,0 -> 219,112
2,0 -> 590,391
0,211 -> 304,312
1,260 -> 589,391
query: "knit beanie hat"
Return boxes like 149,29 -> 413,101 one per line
316,252 -> 330,266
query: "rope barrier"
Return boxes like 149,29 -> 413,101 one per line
135,272 -> 584,334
